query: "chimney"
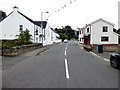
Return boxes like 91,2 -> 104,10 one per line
13,6 -> 19,12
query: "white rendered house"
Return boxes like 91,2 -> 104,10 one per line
79,18 -> 119,46
0,6 -> 60,45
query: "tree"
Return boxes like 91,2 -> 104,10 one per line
55,25 -> 76,40
58,33 -> 68,42
117,29 -> 120,34
0,10 -> 7,21
16,30 -> 32,45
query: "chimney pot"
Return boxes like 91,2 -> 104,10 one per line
13,6 -> 19,12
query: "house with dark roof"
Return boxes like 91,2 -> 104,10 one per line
0,6 -> 61,45
79,18 -> 119,46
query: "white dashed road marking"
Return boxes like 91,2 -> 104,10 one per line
65,59 -> 70,79
65,50 -> 67,56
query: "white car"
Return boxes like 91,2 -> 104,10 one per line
64,39 -> 68,43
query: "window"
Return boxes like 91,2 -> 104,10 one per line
82,30 -> 83,34
101,37 -> 109,41
87,28 -> 89,33
103,26 -> 108,32
44,29 -> 45,40
19,25 -> 23,30
80,31 -> 81,34
35,30 -> 38,35
80,38 -> 81,41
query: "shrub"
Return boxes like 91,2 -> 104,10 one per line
83,46 -> 93,52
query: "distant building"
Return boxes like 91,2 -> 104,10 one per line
0,6 -> 61,46
79,18 -> 119,46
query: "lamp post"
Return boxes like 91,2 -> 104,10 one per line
41,11 -> 49,46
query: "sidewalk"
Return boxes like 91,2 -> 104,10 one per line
76,42 -> 111,61
91,51 -> 112,60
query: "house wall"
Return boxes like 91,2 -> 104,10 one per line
0,23 -> 2,40
0,10 -> 35,42
34,25 -> 42,43
118,1 -> 120,29
0,8 -> 61,46
43,24 -> 53,46
79,28 -> 85,44
91,21 -> 118,45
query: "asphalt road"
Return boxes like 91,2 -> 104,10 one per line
3,40 -> 118,88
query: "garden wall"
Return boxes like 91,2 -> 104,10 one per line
93,45 -> 120,52
2,43 -> 42,56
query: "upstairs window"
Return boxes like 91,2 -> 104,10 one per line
101,37 -> 109,41
35,30 -> 38,35
82,30 -> 83,34
19,25 -> 23,31
80,31 -> 81,34
103,26 -> 108,32
87,28 -> 89,33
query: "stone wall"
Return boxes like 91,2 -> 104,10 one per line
104,45 -> 120,52
93,45 -> 120,52
2,43 -> 42,56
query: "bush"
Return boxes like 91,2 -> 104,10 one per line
2,39 -> 33,50
83,46 -> 93,52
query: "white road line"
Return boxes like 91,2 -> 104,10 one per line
65,59 -> 70,79
65,50 -> 67,56
81,47 -> 84,50
65,47 -> 67,50
65,44 -> 68,49
89,51 -> 109,62
104,58 -> 109,62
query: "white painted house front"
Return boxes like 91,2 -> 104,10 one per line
0,6 -> 61,46
79,18 -> 119,46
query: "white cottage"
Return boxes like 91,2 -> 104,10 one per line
79,18 -> 119,46
0,6 -> 60,46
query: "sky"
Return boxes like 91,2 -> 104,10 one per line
0,0 -> 119,29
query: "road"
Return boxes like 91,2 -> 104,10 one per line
3,40 -> 118,88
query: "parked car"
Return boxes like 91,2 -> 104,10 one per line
110,52 -> 120,69
64,39 -> 68,43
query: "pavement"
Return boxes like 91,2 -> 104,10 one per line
3,40 -> 118,88
90,51 -> 112,60
20,43 -> 59,56
77,42 -> 112,61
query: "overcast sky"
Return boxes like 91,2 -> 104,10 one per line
0,0 -> 119,29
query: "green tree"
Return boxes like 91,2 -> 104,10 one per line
117,29 -> 120,34
58,33 -> 68,42
16,30 -> 32,45
55,25 -> 76,40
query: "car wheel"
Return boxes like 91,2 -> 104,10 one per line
110,57 -> 118,69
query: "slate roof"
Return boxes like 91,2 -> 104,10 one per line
18,11 -> 35,24
18,12 -> 47,29
34,21 -> 47,29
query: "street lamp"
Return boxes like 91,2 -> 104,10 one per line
41,11 -> 49,46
